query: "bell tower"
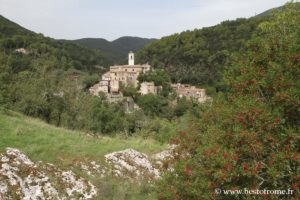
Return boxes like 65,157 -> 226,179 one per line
128,51 -> 134,65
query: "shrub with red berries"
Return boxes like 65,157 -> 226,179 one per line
157,3 -> 300,200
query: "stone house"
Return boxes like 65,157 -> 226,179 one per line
89,80 -> 109,96
140,82 -> 157,95
110,80 -> 120,94
171,83 -> 210,103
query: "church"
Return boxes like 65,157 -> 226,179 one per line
108,51 -> 151,92
89,51 -> 155,96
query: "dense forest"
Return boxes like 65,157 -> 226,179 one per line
136,15 -> 274,91
137,17 -> 269,91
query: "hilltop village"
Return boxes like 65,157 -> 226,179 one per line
89,51 -> 210,104
1,3 -> 298,199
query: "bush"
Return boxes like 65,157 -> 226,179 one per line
157,4 -> 300,199
136,94 -> 169,117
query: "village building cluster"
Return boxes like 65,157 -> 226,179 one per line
171,83 -> 210,103
90,51 -> 210,104
89,51 -> 158,98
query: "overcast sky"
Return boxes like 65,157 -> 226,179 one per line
0,0 -> 290,41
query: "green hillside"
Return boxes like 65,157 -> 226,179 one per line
0,15 -> 33,36
0,110 -> 165,199
136,2 -> 300,91
136,3 -> 300,90
64,36 -> 156,64
136,17 -> 265,90
0,111 -> 165,165
256,1 -> 300,17
0,15 -> 111,72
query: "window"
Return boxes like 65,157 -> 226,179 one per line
132,69 -> 134,71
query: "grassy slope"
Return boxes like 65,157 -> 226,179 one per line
0,111 -> 167,199
0,111 -> 166,166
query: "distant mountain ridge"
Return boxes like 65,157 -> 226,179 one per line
0,14 -> 155,65
63,36 -> 157,64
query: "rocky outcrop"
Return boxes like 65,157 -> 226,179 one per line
0,146 -> 176,199
104,146 -> 176,180
0,148 -> 97,200
105,148 -> 160,180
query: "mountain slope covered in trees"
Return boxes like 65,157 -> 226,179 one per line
64,36 -> 156,64
257,1 -> 300,17
137,17 -> 266,90
0,15 -> 34,36
137,3 -> 300,91
0,15 -> 111,72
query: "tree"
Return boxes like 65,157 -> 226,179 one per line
137,94 -> 168,117
0,59 -> 11,108
157,3 -> 300,199
120,84 -> 139,99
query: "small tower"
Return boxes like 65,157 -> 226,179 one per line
128,51 -> 134,65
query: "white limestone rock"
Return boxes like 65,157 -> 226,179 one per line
105,148 -> 161,179
0,149 -> 59,200
0,148 -> 97,200
6,148 -> 34,166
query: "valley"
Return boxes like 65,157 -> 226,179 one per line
0,1 -> 299,199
